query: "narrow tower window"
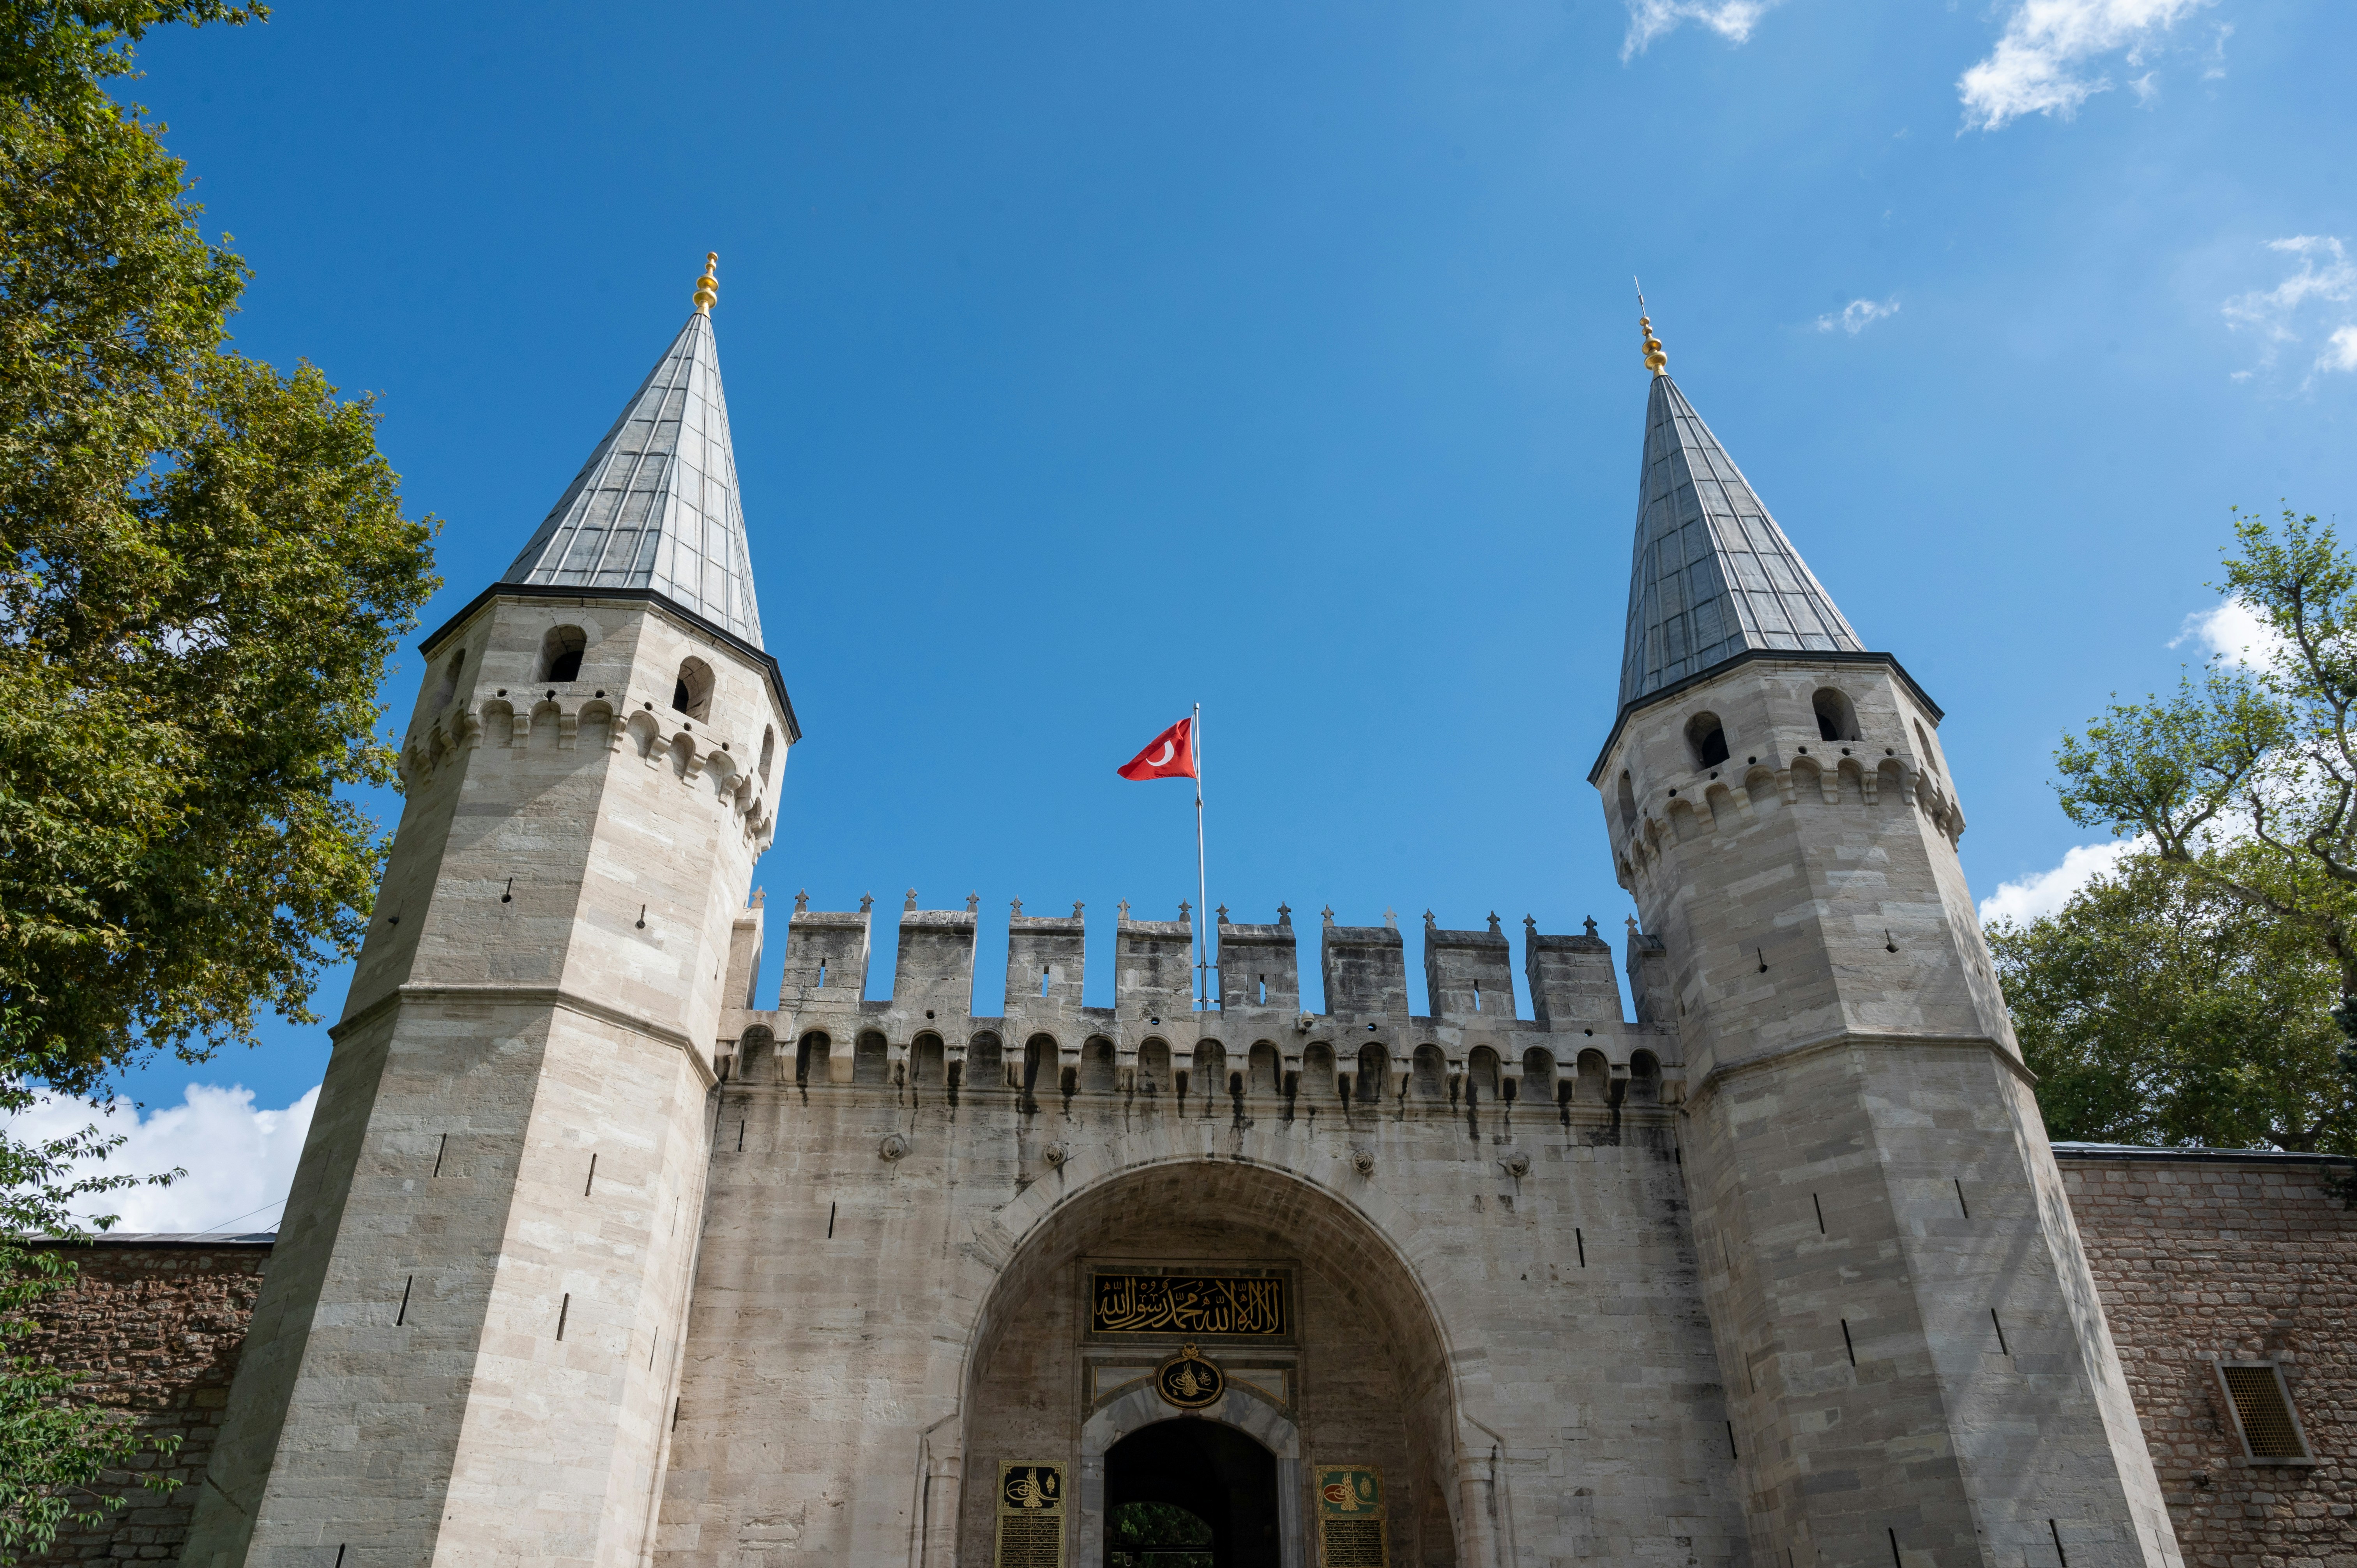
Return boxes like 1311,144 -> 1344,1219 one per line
672,656 -> 715,719
541,624 -> 588,683
1686,712 -> 1730,769
1915,720 -> 1940,777
432,648 -> 466,710
1811,687 -> 1859,742
1617,770 -> 1638,829
758,725 -> 776,782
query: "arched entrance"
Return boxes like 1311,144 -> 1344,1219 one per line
956,1158 -> 1461,1568
1104,1419 -> 1279,1568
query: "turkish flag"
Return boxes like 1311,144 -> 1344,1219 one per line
1117,718 -> 1197,780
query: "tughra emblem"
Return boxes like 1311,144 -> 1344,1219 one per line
1154,1342 -> 1225,1409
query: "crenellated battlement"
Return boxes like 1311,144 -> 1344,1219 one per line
717,893 -> 1680,1105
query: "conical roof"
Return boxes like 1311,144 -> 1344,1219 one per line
1618,373 -> 1859,711
502,308 -> 763,647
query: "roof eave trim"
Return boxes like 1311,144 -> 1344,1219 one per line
419,582 -> 803,743
1586,647 -> 1940,785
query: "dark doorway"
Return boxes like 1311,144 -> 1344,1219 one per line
1104,1419 -> 1281,1568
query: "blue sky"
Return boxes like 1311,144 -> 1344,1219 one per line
38,0 -> 2357,1229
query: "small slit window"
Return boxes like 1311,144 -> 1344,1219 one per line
1617,770 -> 1638,830
758,725 -> 776,782
672,656 -> 714,720
541,625 -> 587,683
2217,1363 -> 2312,1461
1686,712 -> 1730,769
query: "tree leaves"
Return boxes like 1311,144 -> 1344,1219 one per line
1989,856 -> 2354,1155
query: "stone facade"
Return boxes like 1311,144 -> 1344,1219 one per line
2057,1148 -> 2357,1568
16,1237 -> 271,1564
118,296 -> 2353,1568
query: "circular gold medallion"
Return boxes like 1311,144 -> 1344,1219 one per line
1155,1342 -> 1224,1409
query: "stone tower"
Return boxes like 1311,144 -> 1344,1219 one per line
186,256 -> 796,1568
1588,319 -> 2180,1568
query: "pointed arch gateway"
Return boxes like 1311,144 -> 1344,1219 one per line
944,1157 -> 1469,1568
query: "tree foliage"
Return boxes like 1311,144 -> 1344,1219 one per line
2042,505 -> 2357,1180
1988,855 -> 2355,1153
0,4 -> 438,1557
0,0 -> 439,1097
0,1066 -> 178,1561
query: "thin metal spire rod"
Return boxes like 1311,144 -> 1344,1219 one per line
1194,701 -> 1212,1009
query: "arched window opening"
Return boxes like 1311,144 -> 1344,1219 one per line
1628,1049 -> 1662,1105
968,1032 -> 1004,1089
1522,1047 -> 1558,1106
1813,687 -> 1860,743
758,726 -> 776,782
540,625 -> 587,684
1022,1034 -> 1058,1096
794,1030 -> 830,1087
1617,770 -> 1638,830
1915,720 -> 1940,777
432,647 -> 466,710
1138,1038 -> 1171,1094
1686,712 -> 1730,769
1355,1044 -> 1388,1103
671,656 -> 714,720
912,1033 -> 945,1085
1410,1045 -> 1447,1100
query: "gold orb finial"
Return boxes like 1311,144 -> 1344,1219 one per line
1636,278 -> 1666,376
693,251 -> 719,314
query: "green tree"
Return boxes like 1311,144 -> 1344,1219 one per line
0,3 -> 439,1556
0,1068 -> 178,1561
1988,854 -> 2355,1152
2047,506 -> 2357,1176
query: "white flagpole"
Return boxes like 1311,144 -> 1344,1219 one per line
1194,702 -> 1211,1009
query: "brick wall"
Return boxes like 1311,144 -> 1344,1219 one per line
13,1236 -> 270,1564
2057,1148 -> 2357,1568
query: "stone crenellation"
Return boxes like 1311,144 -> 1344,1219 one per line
717,899 -> 1680,1105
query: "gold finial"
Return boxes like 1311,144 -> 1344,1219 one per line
1636,279 -> 1666,376
693,251 -> 719,314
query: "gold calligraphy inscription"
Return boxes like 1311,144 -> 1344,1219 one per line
1315,1464 -> 1387,1568
995,1460 -> 1066,1568
1089,1271 -> 1288,1337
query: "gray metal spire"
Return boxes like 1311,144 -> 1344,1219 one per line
1618,370 -> 1860,711
502,256 -> 763,647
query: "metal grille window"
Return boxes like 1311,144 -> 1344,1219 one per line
2217,1363 -> 2312,1461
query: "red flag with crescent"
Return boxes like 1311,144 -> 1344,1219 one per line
1117,718 -> 1197,781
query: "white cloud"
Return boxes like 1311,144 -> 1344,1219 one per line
5,1083 -> 318,1234
2322,325 -> 2357,374
1959,0 -> 2213,132
1816,298 -> 1900,335
1979,838 -> 2146,925
2221,235 -> 2357,380
2170,596 -> 2282,667
1622,0 -> 1780,59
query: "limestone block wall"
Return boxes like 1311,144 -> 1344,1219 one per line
654,1066 -> 1742,1568
185,590 -> 789,1568
1594,654 -> 2178,1568
18,1238 -> 270,1566
2058,1148 -> 2357,1568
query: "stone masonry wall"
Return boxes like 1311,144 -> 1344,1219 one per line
15,1238 -> 270,1564
2057,1149 -> 2357,1568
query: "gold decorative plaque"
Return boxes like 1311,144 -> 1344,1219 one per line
994,1460 -> 1066,1568
1154,1343 -> 1224,1409
1314,1462 -> 1388,1568
1090,1270 -> 1288,1337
